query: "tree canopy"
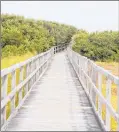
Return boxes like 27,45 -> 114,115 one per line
1,14 -> 77,57
2,14 -> 119,62
72,30 -> 119,62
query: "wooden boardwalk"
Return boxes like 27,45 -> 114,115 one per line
6,52 -> 102,131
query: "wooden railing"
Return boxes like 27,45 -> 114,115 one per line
67,47 -> 119,131
54,44 -> 68,54
1,47 -> 55,130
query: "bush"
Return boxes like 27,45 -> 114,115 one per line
72,30 -> 119,62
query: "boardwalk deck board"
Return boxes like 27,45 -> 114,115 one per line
6,52 -> 102,131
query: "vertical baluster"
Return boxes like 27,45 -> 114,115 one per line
29,79 -> 31,90
106,78 -> 111,130
11,71 -> 16,113
92,67 -> 96,105
34,59 -> 36,69
39,56 -> 41,66
1,75 -> 8,126
56,47 -> 57,53
19,66 -> 23,103
54,47 -> 55,54
52,47 -> 54,56
25,64 -> 29,93
31,61 -> 33,86
28,63 -> 31,90
98,72 -> 102,116
29,62 -> 31,74
28,62 -> 31,90
33,60 -> 35,83
1,75 -> 8,100
36,59 -> 38,79
34,60 -> 36,82
39,57 -> 41,75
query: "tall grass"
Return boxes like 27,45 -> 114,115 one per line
1,52 -> 35,120
96,61 -> 118,131
96,62 -> 119,76
1,52 -> 35,70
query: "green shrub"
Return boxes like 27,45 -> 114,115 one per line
72,30 -> 119,62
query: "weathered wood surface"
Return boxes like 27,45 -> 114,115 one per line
6,52 -> 102,131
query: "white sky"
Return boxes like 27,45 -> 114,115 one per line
1,1 -> 119,32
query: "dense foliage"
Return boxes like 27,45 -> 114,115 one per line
72,30 -> 119,62
2,14 -> 119,62
1,14 -> 77,58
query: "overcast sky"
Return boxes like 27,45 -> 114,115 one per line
1,1 -> 119,32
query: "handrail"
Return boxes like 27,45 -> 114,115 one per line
67,47 -> 119,131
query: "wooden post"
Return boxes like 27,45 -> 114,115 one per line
105,78 -> 111,131
19,67 -> 23,103
29,62 -> 31,75
92,67 -> 97,106
31,61 -> 34,86
98,72 -> 102,117
1,75 -> 8,100
25,64 -> 29,93
11,71 -> 16,113
1,75 -> 8,125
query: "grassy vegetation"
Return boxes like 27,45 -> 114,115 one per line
1,53 -> 33,119
1,52 -> 35,70
96,62 -> 119,76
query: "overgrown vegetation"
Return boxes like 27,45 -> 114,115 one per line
1,14 -> 77,58
72,30 -> 119,62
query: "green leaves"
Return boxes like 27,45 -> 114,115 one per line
72,30 -> 119,62
1,14 -> 77,58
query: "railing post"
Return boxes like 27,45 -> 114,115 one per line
54,47 -> 55,54
98,72 -> 102,117
1,75 -> 8,126
106,78 -> 111,131
19,67 -> 23,103
90,67 -> 96,105
29,61 -> 31,74
11,71 -> 16,113
31,61 -> 34,86
25,64 -> 29,93
1,75 -> 8,100
36,58 -> 39,79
